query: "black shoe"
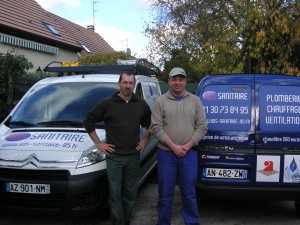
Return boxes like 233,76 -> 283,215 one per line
125,222 -> 130,225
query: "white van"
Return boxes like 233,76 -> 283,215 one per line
0,59 -> 161,214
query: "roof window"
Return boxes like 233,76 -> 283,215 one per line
43,22 -> 61,36
81,44 -> 91,53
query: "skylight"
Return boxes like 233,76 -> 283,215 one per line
43,22 -> 61,36
81,44 -> 91,53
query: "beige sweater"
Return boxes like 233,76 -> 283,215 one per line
150,90 -> 208,150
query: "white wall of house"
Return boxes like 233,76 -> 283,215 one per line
0,34 -> 79,72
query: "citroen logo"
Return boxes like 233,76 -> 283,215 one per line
22,153 -> 40,168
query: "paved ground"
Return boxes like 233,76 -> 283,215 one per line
1,172 -> 300,225
0,183 -> 183,225
129,184 -> 184,225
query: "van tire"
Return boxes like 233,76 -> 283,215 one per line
295,200 -> 300,218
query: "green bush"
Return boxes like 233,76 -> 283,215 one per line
22,71 -> 55,80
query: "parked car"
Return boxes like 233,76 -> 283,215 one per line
196,74 -> 300,217
0,59 -> 161,214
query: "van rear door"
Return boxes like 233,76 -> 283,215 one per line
255,75 -> 300,187
196,74 -> 255,187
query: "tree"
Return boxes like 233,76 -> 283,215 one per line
162,48 -> 200,82
78,51 -> 135,65
0,51 -> 33,119
144,0 -> 300,78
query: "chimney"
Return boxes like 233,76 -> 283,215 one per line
87,25 -> 95,31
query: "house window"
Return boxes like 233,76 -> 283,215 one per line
43,22 -> 61,36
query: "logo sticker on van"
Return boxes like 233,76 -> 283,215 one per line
256,155 -> 280,182
202,91 -> 217,100
5,133 -> 31,141
200,85 -> 251,131
259,86 -> 300,132
284,155 -> 300,183
2,132 -> 88,150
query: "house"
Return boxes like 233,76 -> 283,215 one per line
0,0 -> 115,72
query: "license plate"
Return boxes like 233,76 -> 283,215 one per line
203,168 -> 247,179
6,182 -> 50,194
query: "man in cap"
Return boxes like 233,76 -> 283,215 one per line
150,67 -> 208,225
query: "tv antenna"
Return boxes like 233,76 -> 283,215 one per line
122,38 -> 131,55
93,1 -> 99,28
122,38 -> 129,49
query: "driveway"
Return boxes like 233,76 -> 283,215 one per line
0,174 -> 299,225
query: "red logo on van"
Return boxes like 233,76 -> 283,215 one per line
5,133 -> 31,141
202,91 -> 217,100
264,161 -> 274,172
258,160 -> 278,176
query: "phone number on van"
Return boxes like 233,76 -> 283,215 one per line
204,106 -> 249,114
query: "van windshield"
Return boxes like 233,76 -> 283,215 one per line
8,82 -> 119,128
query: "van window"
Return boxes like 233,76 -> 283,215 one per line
135,83 -> 144,98
200,85 -> 252,131
141,82 -> 160,110
9,82 -> 118,127
259,85 -> 300,132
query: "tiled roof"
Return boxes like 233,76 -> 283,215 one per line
0,0 -> 114,53
50,13 -> 115,53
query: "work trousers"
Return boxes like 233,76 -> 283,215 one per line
106,153 -> 140,225
156,148 -> 200,225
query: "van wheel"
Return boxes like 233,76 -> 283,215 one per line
295,200 -> 300,218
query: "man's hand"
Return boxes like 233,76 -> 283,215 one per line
165,138 -> 186,157
96,143 -> 115,154
182,139 -> 195,153
88,131 -> 115,155
136,139 -> 147,152
171,144 -> 186,158
136,129 -> 151,152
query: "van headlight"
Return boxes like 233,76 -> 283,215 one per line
77,146 -> 106,168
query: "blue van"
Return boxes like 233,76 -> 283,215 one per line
196,74 -> 300,217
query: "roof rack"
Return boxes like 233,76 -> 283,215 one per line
43,59 -> 160,77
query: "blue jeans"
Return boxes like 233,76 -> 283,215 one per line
156,148 -> 200,225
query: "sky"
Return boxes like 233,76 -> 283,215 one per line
35,0 -> 153,58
